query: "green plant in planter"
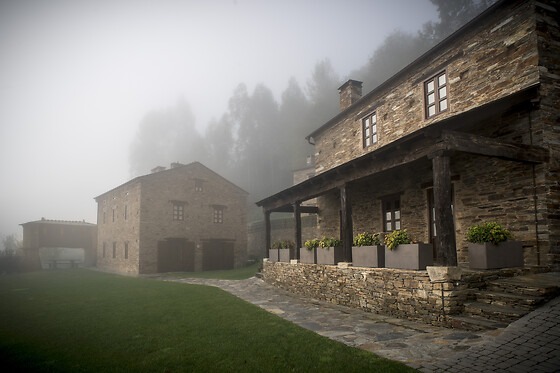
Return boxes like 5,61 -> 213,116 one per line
304,239 -> 320,251
271,240 -> 295,250
466,222 -> 513,245
353,233 -> 381,247
318,237 -> 342,249
384,229 -> 414,251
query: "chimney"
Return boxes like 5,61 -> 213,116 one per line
170,162 -> 184,169
338,79 -> 363,111
151,166 -> 166,173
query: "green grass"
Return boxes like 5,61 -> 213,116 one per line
160,261 -> 261,280
0,270 -> 415,372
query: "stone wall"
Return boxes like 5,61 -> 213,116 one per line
262,261 -> 550,326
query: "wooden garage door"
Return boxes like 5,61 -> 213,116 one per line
202,240 -> 234,271
157,238 -> 195,273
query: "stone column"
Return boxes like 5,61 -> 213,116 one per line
264,209 -> 271,259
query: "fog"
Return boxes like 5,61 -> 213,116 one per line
0,0 -> 441,238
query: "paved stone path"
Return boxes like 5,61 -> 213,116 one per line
146,275 -> 560,372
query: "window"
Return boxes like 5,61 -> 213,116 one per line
124,205 -> 128,220
124,242 -> 129,259
425,71 -> 448,118
383,197 -> 401,232
103,211 -> 106,224
112,208 -> 115,222
362,112 -> 377,148
112,242 -> 116,258
213,206 -> 224,224
195,179 -> 203,192
102,242 -> 106,258
173,203 -> 184,221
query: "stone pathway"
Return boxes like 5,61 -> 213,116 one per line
145,275 -> 560,372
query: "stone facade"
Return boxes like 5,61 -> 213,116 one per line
95,162 -> 248,274
308,0 -> 560,267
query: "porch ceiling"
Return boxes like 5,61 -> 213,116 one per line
257,84 -> 546,212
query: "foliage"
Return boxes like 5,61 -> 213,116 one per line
318,237 -> 342,249
0,270 -> 413,372
304,238 -> 320,251
466,222 -> 513,245
353,233 -> 381,247
271,240 -> 295,250
384,230 -> 414,251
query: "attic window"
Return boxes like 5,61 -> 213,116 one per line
195,179 -> 203,192
425,71 -> 448,118
362,112 -> 377,148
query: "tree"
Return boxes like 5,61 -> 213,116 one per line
129,99 -> 205,176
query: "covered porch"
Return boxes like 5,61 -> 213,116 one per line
257,86 -> 548,267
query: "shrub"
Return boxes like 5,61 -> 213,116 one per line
318,237 -> 342,249
304,239 -> 320,251
353,233 -> 382,247
384,229 -> 413,251
466,222 -> 513,245
270,240 -> 295,250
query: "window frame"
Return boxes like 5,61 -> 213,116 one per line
382,196 -> 401,232
213,205 -> 224,224
362,111 -> 378,148
172,202 -> 185,221
424,70 -> 448,119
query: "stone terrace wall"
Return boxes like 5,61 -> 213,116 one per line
262,261 -> 551,327
263,261 -> 463,326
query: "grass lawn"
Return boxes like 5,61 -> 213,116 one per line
0,270 -> 415,372
159,261 -> 261,280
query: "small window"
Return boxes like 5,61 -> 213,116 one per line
383,197 -> 401,232
425,71 -> 448,118
124,242 -> 129,259
362,112 -> 378,148
124,205 -> 128,220
112,242 -> 116,258
112,208 -> 115,222
173,203 -> 184,221
195,179 -> 203,192
213,206 -> 224,224
103,212 -> 106,224
102,242 -> 106,258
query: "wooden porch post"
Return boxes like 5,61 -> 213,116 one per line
294,202 -> 302,260
431,152 -> 457,266
340,184 -> 353,263
264,209 -> 271,259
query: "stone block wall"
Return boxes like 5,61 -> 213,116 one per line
262,261 -> 551,327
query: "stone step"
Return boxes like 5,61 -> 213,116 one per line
475,290 -> 544,310
449,315 -> 509,331
486,272 -> 560,298
463,301 -> 529,323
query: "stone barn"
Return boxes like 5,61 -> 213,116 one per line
94,162 -> 248,275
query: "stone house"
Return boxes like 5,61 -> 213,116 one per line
94,162 -> 248,275
257,0 -> 559,269
20,218 -> 97,270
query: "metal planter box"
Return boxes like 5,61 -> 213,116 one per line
352,245 -> 385,268
385,243 -> 433,270
316,246 -> 344,265
468,241 -> 523,269
300,247 -> 316,264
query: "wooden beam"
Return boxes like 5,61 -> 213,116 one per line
431,153 -> 457,266
264,210 -> 271,259
294,202 -> 302,260
439,130 -> 549,163
340,184 -> 353,263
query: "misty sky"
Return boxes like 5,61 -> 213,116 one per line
0,0 -> 437,238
